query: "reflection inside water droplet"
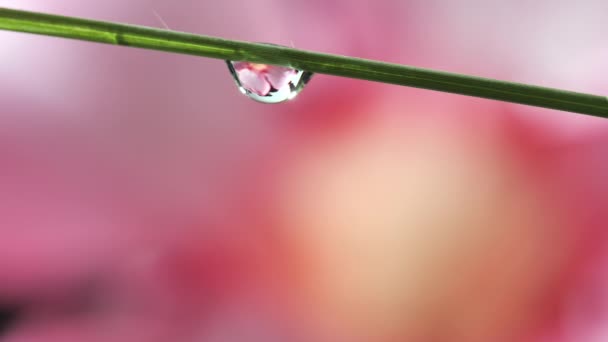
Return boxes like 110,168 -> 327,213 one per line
226,61 -> 313,104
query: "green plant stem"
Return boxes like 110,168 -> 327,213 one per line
1,7 -> 607,117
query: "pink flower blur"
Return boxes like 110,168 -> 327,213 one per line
1,0 -> 608,341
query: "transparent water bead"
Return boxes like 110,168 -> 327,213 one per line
226,61 -> 313,104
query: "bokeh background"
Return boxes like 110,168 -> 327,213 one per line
1,0 -> 608,341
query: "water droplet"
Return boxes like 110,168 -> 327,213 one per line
226,61 -> 313,104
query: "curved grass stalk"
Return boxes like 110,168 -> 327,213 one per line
0,7 -> 606,117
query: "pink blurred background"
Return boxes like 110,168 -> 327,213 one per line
1,0 -> 608,341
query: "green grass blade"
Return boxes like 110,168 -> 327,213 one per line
1,7 -> 607,117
